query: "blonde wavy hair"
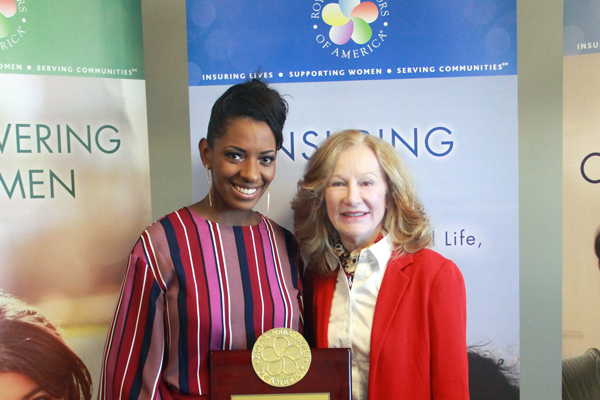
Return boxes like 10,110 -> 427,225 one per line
291,130 -> 431,276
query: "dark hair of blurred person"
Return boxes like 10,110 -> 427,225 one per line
468,348 -> 519,400
0,292 -> 92,400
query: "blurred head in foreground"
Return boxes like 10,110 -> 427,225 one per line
0,292 -> 92,400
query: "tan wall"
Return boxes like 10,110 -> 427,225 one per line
562,53 -> 600,358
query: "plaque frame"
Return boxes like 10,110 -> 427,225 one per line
210,348 -> 351,400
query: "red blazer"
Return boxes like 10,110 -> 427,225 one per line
305,248 -> 469,400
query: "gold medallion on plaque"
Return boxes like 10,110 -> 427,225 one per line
251,328 -> 312,387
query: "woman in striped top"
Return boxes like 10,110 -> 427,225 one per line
98,79 -> 303,399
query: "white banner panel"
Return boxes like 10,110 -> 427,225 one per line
190,75 -> 519,352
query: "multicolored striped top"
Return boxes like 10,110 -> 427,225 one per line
98,208 -> 303,399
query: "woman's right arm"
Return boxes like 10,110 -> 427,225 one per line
98,234 -> 167,400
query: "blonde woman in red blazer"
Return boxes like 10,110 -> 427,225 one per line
293,130 -> 469,400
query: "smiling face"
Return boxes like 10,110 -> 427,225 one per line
325,144 -> 388,252
201,117 -> 277,223
0,372 -> 59,400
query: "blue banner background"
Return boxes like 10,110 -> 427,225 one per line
564,0 -> 600,55
187,0 -> 517,85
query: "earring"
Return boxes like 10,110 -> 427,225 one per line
205,165 -> 212,207
266,185 -> 271,214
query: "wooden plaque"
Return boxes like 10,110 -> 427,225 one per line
210,348 -> 351,400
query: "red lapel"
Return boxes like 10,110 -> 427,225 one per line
314,268 -> 338,348
369,253 -> 412,370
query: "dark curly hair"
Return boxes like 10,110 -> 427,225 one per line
467,347 -> 519,400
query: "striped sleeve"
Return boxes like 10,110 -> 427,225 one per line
97,210 -> 304,399
98,231 -> 167,400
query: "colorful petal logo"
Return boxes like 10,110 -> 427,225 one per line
323,0 -> 379,45
260,336 -> 302,376
0,0 -> 16,38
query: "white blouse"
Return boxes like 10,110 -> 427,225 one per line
327,235 -> 393,400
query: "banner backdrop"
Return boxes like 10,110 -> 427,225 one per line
0,0 -> 150,394
187,0 -> 519,365
563,0 -> 600,358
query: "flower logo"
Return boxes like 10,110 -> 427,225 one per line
260,336 -> 302,376
322,0 -> 379,45
0,0 -> 16,38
